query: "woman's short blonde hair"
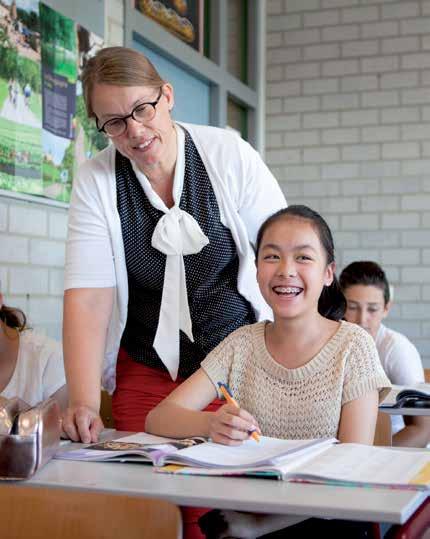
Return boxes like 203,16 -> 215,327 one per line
82,46 -> 165,118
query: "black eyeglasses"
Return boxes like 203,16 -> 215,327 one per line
96,88 -> 163,137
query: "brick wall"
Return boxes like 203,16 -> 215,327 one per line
0,0 -> 124,340
0,199 -> 67,338
266,0 -> 430,366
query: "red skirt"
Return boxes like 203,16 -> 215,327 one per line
112,348 -> 223,539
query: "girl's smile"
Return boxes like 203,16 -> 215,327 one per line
272,285 -> 303,297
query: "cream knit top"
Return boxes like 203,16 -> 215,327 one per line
201,321 -> 391,440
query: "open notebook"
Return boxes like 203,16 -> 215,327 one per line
57,433 -> 430,491
56,433 -> 335,468
160,442 -> 430,491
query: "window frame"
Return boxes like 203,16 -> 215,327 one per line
124,0 -> 267,154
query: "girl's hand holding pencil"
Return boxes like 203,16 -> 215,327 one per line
205,383 -> 261,446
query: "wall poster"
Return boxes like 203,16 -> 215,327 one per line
0,0 -> 107,203
135,0 -> 203,52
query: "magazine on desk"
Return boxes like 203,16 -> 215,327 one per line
380,383 -> 430,409
56,433 -> 430,491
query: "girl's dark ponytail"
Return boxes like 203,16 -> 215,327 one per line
318,275 -> 346,321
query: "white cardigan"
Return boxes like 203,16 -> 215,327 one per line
65,122 -> 287,392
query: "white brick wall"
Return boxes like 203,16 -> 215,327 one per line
0,0 -> 124,340
266,0 -> 430,367
0,199 -> 67,338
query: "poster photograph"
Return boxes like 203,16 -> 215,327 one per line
135,0 -> 203,52
0,0 -> 106,204
0,0 -> 42,197
40,2 -> 78,202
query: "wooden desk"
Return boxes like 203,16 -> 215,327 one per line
10,432 -> 427,526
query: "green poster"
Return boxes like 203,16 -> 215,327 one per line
0,1 -> 106,203
0,0 -> 43,196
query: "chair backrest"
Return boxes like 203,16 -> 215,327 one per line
373,411 -> 392,446
0,485 -> 182,539
100,390 -> 115,428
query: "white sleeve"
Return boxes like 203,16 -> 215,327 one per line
65,156 -> 116,290
237,139 -> 287,246
41,341 -> 66,400
384,337 -> 424,385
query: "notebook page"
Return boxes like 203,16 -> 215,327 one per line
167,436 -> 331,468
292,444 -> 430,486
158,440 -> 335,477
115,433 -> 178,444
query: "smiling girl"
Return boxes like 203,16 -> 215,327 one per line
146,205 -> 390,538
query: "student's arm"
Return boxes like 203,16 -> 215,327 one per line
145,368 -> 260,445
393,416 -> 430,448
337,390 -> 379,444
62,287 -> 114,444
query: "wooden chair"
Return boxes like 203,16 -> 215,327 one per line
374,411 -> 392,446
100,389 -> 115,428
0,485 -> 182,539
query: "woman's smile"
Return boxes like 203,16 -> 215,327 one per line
132,137 -> 156,151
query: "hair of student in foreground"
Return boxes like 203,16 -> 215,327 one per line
339,260 -> 390,306
0,303 -> 27,332
81,46 -> 166,118
255,204 -> 346,322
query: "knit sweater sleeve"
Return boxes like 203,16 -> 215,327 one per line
200,326 -> 250,399
342,326 -> 391,405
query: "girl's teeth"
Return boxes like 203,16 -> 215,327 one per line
275,286 -> 301,294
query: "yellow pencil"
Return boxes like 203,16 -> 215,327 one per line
218,382 -> 260,442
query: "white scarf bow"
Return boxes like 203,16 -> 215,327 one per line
151,206 -> 208,380
131,126 -> 209,381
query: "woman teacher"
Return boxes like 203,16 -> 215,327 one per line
62,46 -> 286,447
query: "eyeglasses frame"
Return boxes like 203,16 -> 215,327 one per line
96,87 -> 164,137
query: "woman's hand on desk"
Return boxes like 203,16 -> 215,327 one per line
208,404 -> 260,446
61,405 -> 104,444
